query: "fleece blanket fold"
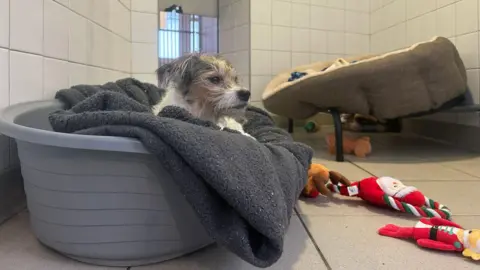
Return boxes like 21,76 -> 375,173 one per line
49,78 -> 313,268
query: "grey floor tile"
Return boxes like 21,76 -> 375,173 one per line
133,215 -> 327,270
312,160 -> 371,181
0,211 -> 125,270
437,156 -> 480,178
303,215 -> 480,270
350,161 -> 478,180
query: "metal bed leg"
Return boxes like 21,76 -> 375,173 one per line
288,118 -> 294,133
329,109 -> 344,162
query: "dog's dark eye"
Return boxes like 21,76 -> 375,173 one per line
234,76 -> 239,83
208,76 -> 222,84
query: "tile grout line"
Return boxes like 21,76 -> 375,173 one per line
0,207 -> 26,227
59,1 -> 132,43
347,160 -> 377,177
295,208 -> 333,270
117,0 -> 130,11
347,155 -> 480,182
4,47 -> 131,74
436,164 -> 480,180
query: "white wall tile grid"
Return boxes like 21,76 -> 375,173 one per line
247,0 -> 370,103
219,0 -> 252,102
0,0 -> 135,173
370,0 -> 480,126
131,0 -> 158,83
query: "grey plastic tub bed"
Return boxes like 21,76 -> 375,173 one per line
0,99 -> 213,267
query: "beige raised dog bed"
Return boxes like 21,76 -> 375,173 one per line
262,36 -> 468,161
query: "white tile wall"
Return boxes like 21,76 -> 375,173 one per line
345,33 -> 370,55
70,0 -> 93,18
132,43 -> 158,73
292,29 -> 310,52
456,32 -> 479,69
327,32 -> 345,54
10,0 -> 44,54
292,52 -> 312,67
68,63 -> 88,87
347,0 -> 371,12
272,1 -> 292,26
68,11 -> 90,64
0,0 -> 133,172
241,0 -> 370,101
234,24 -> 250,51
9,51 -> 43,105
251,0 -> 272,24
310,30 -> 328,53
0,0 -> 9,48
250,76 -> 272,102
0,49 -> 8,109
131,0 -> 158,13
370,0 -> 480,127
251,24 -> 272,50
219,0 -> 251,93
436,4 -> 455,38
44,0 -> 69,59
406,0 -> 436,20
292,3 -> 310,28
272,51 -> 292,74
110,0 -> 131,40
131,12 -> 158,43
218,0 -> 480,129
346,11 -> 369,34
251,50 -> 272,76
119,0 -> 131,9
234,0 -> 250,26
456,0 -> 477,35
406,12 -> 436,45
130,0 -> 158,82
43,58 -> 69,99
310,53 -> 327,62
271,26 -> 291,51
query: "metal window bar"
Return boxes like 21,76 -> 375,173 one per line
158,11 -> 218,68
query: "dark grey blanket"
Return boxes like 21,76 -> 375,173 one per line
49,78 -> 313,268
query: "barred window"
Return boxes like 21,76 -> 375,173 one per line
158,11 -> 218,66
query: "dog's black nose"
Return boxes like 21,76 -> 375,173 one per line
237,90 -> 251,102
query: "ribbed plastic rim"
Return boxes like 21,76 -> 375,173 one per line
0,100 -> 150,154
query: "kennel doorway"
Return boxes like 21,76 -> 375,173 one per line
158,10 -> 218,67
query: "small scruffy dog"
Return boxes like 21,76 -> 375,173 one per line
154,53 -> 254,138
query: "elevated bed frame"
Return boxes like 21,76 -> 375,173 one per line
263,37 -> 471,162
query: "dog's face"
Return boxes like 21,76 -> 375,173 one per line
157,53 -> 250,121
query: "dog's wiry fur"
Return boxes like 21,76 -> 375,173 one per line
154,53 -> 253,137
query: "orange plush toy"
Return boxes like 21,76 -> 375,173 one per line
302,163 -> 351,198
326,134 -> 372,158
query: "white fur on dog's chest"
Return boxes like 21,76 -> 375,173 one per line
218,117 -> 255,139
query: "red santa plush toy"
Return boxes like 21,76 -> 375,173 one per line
327,176 -> 452,220
378,217 -> 480,261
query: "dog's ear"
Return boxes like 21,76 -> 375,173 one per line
156,62 -> 174,83
175,54 -> 199,87
158,54 -> 203,94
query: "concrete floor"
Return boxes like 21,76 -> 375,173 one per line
1,129 -> 479,270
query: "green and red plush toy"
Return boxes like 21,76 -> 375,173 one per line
378,217 -> 480,261
327,176 -> 452,220
303,164 -> 480,261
